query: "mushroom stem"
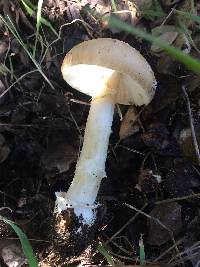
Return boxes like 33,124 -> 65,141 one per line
56,95 -> 115,224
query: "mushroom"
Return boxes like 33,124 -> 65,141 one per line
55,38 -> 157,226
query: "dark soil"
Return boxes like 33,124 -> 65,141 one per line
0,0 -> 200,266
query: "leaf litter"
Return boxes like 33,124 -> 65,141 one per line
0,0 -> 200,266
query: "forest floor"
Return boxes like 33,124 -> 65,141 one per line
0,0 -> 200,266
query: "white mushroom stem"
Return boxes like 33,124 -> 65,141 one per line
55,94 -> 115,224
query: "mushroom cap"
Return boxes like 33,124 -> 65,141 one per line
61,38 -> 157,105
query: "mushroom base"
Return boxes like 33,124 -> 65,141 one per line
53,208 -> 99,258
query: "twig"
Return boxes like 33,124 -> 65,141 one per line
118,145 -> 145,156
168,241 -> 200,266
105,204 -> 147,245
0,237 -> 50,243
155,192 -> 200,205
153,239 -> 183,263
161,7 -> 176,26
182,86 -> 200,166
124,203 -> 180,256
0,207 -> 12,213
0,69 -> 38,99
103,233 -> 133,256
40,19 -> 93,65
70,98 -> 90,106
0,122 -> 68,129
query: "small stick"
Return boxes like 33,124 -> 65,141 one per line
155,192 -> 200,205
182,86 -> 200,166
124,203 -> 180,256
105,204 -> 147,245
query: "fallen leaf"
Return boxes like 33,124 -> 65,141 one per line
135,0 -> 152,9
0,240 -> 27,267
141,122 -> 179,156
164,160 -> 200,197
179,127 -> 200,165
66,3 -> 81,21
175,0 -> 197,28
152,76 -> 181,111
160,0 -> 180,6
109,1 -> 138,33
42,133 -> 78,174
119,107 -> 139,140
0,40 -> 8,59
0,80 -> 6,105
151,26 -> 179,54
0,134 -> 10,163
147,202 -> 182,246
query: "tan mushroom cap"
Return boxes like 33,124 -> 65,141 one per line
61,38 -> 157,105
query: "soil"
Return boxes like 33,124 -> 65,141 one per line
0,0 -> 200,266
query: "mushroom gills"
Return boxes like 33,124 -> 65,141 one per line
62,64 -> 152,105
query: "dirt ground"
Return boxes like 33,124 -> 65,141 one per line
0,0 -> 200,266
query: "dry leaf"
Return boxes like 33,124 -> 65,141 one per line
160,0 -> 180,6
109,1 -> 138,33
0,134 -> 10,163
42,134 -> 78,174
0,80 -> 5,94
0,40 -> 8,58
151,26 -> 179,54
147,202 -> 182,246
119,107 -> 139,140
151,31 -> 179,53
179,127 -> 200,165
175,0 -> 197,28
135,0 -> 152,10
0,240 -> 27,267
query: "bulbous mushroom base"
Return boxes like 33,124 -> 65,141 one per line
52,209 -> 99,258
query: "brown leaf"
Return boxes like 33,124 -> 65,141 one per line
175,0 -> 197,28
151,26 -> 179,54
160,0 -> 180,6
164,160 -> 200,197
0,134 -> 10,163
0,41 -> 8,59
179,127 -> 200,165
108,2 -> 138,33
119,107 -> 139,140
0,240 -> 26,267
147,202 -> 182,246
0,80 -> 5,94
134,0 -> 152,10
42,133 -> 78,174
141,122 -> 179,156
66,3 -> 81,21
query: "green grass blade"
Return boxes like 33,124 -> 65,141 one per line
21,0 -> 36,10
21,0 -> 35,15
97,244 -> 115,266
141,0 -> 165,20
39,17 -> 58,37
104,15 -> 200,74
139,235 -> 146,265
141,9 -> 165,18
0,15 -> 55,90
21,0 -> 58,37
33,0 -> 43,57
2,216 -> 38,267
175,10 -> 200,25
110,0 -> 117,12
178,21 -> 200,54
